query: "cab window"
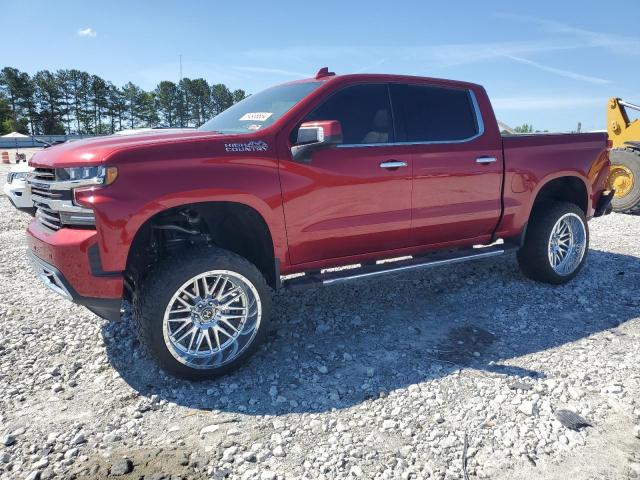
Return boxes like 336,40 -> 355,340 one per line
391,84 -> 479,142
302,84 -> 394,145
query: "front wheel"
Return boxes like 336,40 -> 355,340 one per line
133,247 -> 271,380
517,202 -> 589,284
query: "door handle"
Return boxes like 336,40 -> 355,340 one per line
476,156 -> 497,164
379,161 -> 408,169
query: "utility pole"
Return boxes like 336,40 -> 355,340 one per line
179,54 -> 185,127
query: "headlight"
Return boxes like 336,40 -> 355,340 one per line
57,166 -> 118,208
7,172 -> 28,183
59,166 -> 118,186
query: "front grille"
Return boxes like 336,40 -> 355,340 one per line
34,200 -> 63,230
30,168 -> 66,231
28,167 -> 96,231
32,167 -> 55,181
30,186 -> 70,200
31,186 -> 63,199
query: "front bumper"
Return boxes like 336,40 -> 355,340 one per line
3,180 -> 34,210
28,252 -> 122,321
26,220 -> 124,320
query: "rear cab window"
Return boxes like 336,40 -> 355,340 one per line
390,84 -> 480,143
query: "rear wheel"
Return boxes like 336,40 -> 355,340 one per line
608,148 -> 640,213
133,247 -> 271,380
517,202 -> 589,284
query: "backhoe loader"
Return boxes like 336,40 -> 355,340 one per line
607,97 -> 640,213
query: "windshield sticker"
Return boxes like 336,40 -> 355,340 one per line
246,124 -> 262,131
239,112 -> 273,122
225,140 -> 268,153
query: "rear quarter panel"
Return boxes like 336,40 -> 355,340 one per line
497,132 -> 610,238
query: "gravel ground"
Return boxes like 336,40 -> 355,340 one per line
0,162 -> 639,480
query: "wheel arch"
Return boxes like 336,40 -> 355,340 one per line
124,199 -> 279,290
529,174 -> 591,216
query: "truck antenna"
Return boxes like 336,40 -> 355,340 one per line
315,67 -> 335,79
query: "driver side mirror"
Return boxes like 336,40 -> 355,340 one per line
291,120 -> 342,163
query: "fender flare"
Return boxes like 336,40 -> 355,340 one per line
526,173 -> 592,216
96,189 -> 287,273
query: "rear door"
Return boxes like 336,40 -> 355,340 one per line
279,83 -> 413,265
390,83 -> 503,246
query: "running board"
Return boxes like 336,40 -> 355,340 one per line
282,244 -> 517,289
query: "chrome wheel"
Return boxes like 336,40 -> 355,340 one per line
547,213 -> 586,276
162,270 -> 261,369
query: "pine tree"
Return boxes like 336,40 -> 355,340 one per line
189,78 -> 210,126
155,81 -> 179,127
56,70 -> 74,133
33,70 -> 65,134
0,65 -> 250,134
122,82 -> 143,129
232,89 -> 247,104
106,84 -> 126,133
91,75 -> 110,134
177,78 -> 193,127
211,84 -> 233,117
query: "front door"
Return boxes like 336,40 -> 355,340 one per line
279,83 -> 413,265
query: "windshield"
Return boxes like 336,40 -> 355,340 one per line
199,81 -> 322,134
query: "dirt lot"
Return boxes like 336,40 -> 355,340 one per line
0,162 -> 639,480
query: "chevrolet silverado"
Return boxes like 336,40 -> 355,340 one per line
26,68 -> 613,379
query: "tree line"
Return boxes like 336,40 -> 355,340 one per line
0,66 -> 247,135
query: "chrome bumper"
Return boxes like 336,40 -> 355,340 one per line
28,252 -> 73,300
27,251 -> 123,321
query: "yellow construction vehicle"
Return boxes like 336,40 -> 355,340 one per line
606,97 -> 640,213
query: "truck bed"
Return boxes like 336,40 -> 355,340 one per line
495,131 -> 610,239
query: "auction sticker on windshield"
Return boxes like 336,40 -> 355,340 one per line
239,112 -> 273,122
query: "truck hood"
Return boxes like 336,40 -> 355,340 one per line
29,129 -> 227,168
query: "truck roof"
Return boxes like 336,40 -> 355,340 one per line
285,70 -> 483,91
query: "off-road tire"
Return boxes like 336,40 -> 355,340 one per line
132,247 -> 272,380
609,148 -> 640,214
517,201 -> 589,284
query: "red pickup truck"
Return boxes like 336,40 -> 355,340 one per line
26,69 -> 613,379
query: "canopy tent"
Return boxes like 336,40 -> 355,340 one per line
1,132 -> 29,138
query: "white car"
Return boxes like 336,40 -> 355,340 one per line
3,162 -> 34,212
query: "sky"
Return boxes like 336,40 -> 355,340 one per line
3,0 -> 640,132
